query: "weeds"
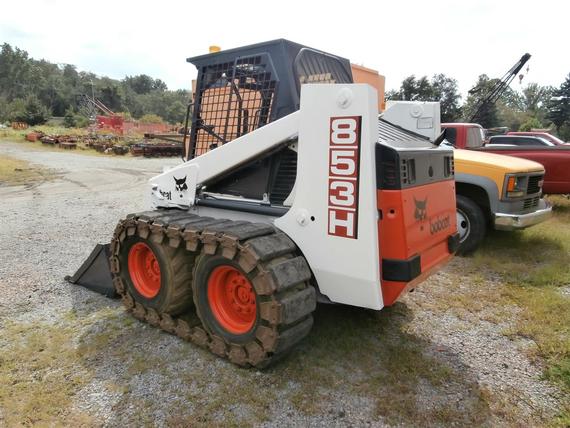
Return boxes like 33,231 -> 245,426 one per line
0,321 -> 93,425
0,155 -> 52,186
466,195 -> 570,421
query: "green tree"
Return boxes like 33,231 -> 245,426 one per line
124,74 -> 168,95
139,113 -> 163,124
389,74 -> 462,122
463,75 -> 500,128
165,100 -> 187,124
522,83 -> 552,114
0,43 -> 32,100
0,43 -> 190,125
519,117 -> 543,131
73,114 -> 89,128
12,95 -> 50,125
63,107 -> 76,127
431,74 -> 462,122
5,98 -> 26,122
546,73 -> 570,135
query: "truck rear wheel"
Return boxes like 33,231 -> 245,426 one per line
456,195 -> 487,255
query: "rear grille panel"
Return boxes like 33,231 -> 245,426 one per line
527,175 -> 542,195
523,196 -> 540,209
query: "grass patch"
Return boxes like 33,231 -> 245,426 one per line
0,321 -> 93,425
0,155 -> 51,186
467,195 -> 570,420
270,304 -> 492,426
131,303 -> 493,426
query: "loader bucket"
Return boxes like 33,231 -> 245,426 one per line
65,243 -> 117,298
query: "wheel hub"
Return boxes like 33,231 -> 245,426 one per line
128,242 -> 161,298
456,209 -> 471,243
207,265 -> 256,334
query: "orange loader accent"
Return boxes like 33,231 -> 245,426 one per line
207,265 -> 257,334
378,180 -> 457,305
128,242 -> 161,298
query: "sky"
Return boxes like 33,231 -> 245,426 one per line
1,0 -> 569,100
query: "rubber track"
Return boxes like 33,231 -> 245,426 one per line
109,210 -> 316,368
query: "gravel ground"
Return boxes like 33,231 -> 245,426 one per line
0,141 -> 565,427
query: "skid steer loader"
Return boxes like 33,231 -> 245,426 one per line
68,39 -> 459,367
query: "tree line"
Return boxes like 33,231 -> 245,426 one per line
0,43 -> 190,126
1,42 -> 569,140
387,72 -> 570,140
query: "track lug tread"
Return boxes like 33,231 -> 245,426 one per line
279,286 -> 317,325
274,316 -> 313,353
111,210 -> 316,369
228,345 -> 248,366
209,335 -> 227,357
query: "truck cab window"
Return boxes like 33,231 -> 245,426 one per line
445,127 -> 457,145
466,127 -> 483,148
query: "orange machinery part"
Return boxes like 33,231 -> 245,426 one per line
351,64 -> 386,112
377,180 -> 456,305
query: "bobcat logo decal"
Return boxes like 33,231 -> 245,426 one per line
174,176 -> 188,192
414,197 -> 428,221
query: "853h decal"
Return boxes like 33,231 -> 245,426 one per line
327,116 -> 362,239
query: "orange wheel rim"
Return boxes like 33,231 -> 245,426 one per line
207,265 -> 256,334
128,242 -> 161,298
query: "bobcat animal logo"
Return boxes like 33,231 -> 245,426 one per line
174,176 -> 188,192
414,197 -> 428,221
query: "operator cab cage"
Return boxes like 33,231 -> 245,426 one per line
186,39 -> 353,159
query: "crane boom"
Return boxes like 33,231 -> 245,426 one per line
469,53 -> 531,123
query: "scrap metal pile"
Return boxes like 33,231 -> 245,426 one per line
24,131 -> 183,157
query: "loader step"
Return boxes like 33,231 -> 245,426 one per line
109,210 -> 316,368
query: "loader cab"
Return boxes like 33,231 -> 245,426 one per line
186,39 -> 353,160
186,39 -> 356,212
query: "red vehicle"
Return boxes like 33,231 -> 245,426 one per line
442,123 -> 570,194
506,131 -> 569,145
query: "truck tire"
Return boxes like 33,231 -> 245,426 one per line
456,195 -> 487,255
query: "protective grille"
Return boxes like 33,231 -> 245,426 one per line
294,48 -> 352,88
190,55 -> 277,158
523,196 -> 540,209
527,175 -> 542,195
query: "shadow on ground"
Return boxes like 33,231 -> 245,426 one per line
73,297 -> 494,426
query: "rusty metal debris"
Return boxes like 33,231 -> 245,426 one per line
22,130 -> 183,157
